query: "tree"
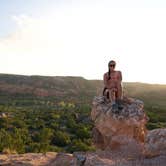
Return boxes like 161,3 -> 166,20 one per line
35,128 -> 53,153
51,131 -> 71,147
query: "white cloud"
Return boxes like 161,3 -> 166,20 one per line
0,7 -> 166,84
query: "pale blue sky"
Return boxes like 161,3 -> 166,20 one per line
0,0 -> 166,84
1,0 -> 166,37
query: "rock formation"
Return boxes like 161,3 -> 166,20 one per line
144,128 -> 166,157
91,96 -> 148,151
91,95 -> 166,159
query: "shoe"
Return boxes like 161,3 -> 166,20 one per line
112,103 -> 120,114
116,99 -> 124,110
112,103 -> 118,109
118,105 -> 123,110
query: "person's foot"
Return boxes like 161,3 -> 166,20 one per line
112,103 -> 120,114
118,104 -> 123,110
116,99 -> 124,110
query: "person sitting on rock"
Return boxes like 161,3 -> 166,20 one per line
103,60 -> 123,110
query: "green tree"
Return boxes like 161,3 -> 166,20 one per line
35,128 -> 53,153
67,139 -> 95,153
0,129 -> 12,152
51,131 -> 71,147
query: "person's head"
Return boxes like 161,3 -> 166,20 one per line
107,60 -> 116,80
108,60 -> 116,72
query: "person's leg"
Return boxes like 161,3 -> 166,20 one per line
108,89 -> 112,102
109,88 -> 120,112
115,84 -> 123,110
108,88 -> 116,105
103,88 -> 110,100
116,84 -> 122,100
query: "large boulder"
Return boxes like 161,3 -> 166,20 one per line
144,128 -> 166,157
91,96 -> 148,150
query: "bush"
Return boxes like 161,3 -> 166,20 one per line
75,125 -> 90,139
146,122 -> 159,130
67,139 -> 95,153
51,131 -> 71,147
28,142 -> 40,153
2,148 -> 17,154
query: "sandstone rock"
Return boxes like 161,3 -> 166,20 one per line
144,128 -> 166,157
49,152 -> 75,166
0,151 -> 166,166
91,96 -> 148,151
73,152 -> 87,166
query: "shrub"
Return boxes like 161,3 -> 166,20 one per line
51,131 -> 71,147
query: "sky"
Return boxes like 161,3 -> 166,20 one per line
0,0 -> 166,84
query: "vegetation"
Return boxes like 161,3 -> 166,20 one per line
0,74 -> 165,154
0,101 -> 95,154
123,82 -> 166,129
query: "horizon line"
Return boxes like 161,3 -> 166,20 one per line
0,72 -> 166,86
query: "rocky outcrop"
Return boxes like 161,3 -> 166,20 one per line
91,96 -> 166,159
0,151 -> 166,166
91,96 -> 148,151
144,128 -> 166,157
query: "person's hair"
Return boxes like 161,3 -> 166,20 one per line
102,87 -> 109,99
108,60 -> 116,80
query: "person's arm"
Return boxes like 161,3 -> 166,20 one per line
103,73 -> 107,87
118,71 -> 123,98
119,71 -> 122,81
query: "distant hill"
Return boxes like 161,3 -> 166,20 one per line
0,73 -> 103,104
0,73 -> 166,108
123,82 -> 166,109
